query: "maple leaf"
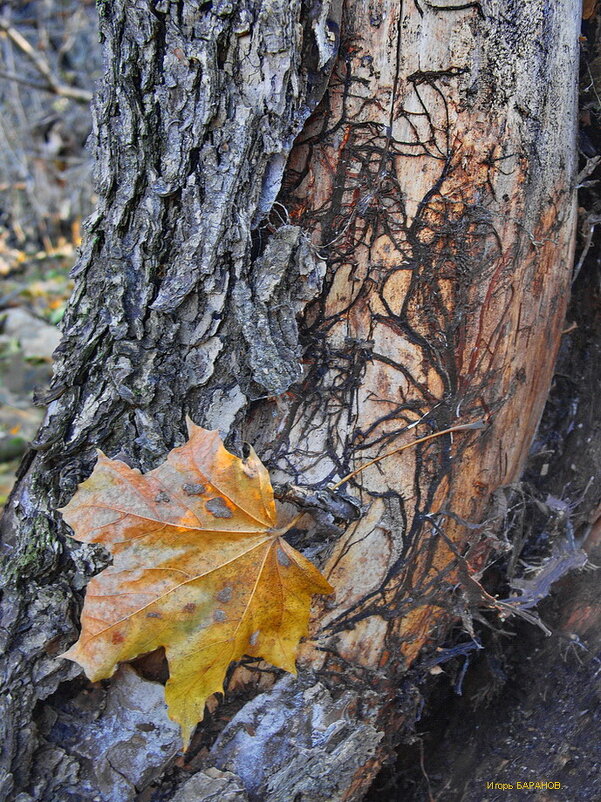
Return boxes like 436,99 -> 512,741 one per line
60,420 -> 333,747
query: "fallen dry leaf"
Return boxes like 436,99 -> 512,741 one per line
60,420 -> 333,746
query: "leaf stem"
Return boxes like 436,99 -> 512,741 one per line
330,420 -> 486,490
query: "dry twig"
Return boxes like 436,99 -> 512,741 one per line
0,18 -> 92,103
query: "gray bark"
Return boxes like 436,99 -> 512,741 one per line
0,1 -> 342,798
0,1 -> 579,801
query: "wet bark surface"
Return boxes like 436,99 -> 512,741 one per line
0,1 -> 582,800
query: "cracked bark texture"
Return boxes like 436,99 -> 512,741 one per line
0,1 -> 579,801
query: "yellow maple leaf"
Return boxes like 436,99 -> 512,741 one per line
60,420 -> 333,746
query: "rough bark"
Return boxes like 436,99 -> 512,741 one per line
0,2 -> 342,798
0,1 -> 579,801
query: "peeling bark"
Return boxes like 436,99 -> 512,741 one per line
0,1 -> 579,801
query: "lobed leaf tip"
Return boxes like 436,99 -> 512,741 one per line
60,645 -> 83,669
185,415 -> 221,440
184,415 -> 197,436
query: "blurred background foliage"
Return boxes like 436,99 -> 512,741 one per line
0,0 -> 99,504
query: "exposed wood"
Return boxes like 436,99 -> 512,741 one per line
274,0 -> 579,658
211,1 -> 580,797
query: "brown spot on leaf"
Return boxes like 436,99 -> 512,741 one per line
183,482 -> 205,496
277,547 -> 291,567
206,497 -> 233,518
111,631 -> 125,644
183,603 -> 196,613
216,585 -> 233,603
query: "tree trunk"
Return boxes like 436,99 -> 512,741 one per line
0,2 -> 579,801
